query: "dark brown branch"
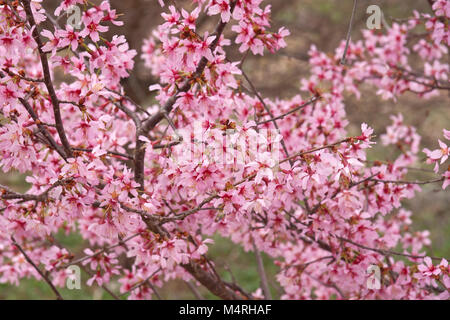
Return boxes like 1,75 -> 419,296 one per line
1,178 -> 73,202
111,101 -> 142,128
121,203 -> 243,300
105,87 -> 151,116
160,195 -> 219,223
19,97 -> 68,160
21,0 -> 73,158
182,261 -> 242,300
2,68 -> 44,83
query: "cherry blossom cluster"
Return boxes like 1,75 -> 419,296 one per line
0,0 -> 448,300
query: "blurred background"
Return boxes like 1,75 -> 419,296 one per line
1,0 -> 449,299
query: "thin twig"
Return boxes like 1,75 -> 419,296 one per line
252,238 -> 272,300
341,0 -> 358,65
368,177 -> 444,185
337,236 -> 447,261
120,268 -> 161,297
256,96 -> 319,126
62,233 -> 141,268
186,281 -> 205,300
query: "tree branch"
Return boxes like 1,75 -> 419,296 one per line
368,177 -> 444,185
1,178 -> 73,202
19,97 -> 68,161
341,0 -> 358,65
182,260 -> 242,300
21,0 -> 73,158
252,238 -> 272,300
11,236 -> 64,300
185,281 -> 205,300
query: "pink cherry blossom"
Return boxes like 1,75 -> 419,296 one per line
418,257 -> 441,277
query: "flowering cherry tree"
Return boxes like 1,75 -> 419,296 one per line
0,0 -> 449,300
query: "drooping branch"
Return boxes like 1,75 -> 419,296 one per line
11,236 -> 64,300
72,147 -> 134,161
182,261 -> 242,300
47,236 -> 120,300
121,205 -> 243,300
